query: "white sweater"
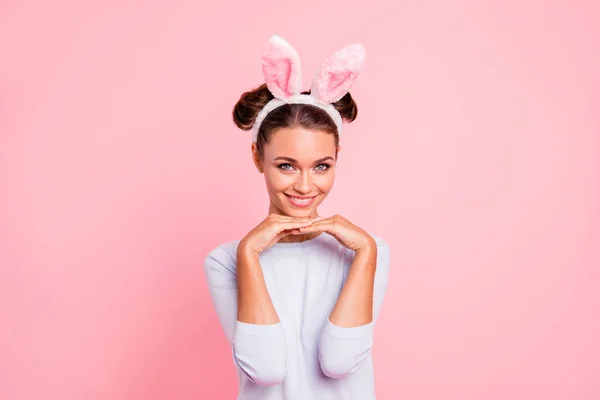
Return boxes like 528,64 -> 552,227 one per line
203,232 -> 391,400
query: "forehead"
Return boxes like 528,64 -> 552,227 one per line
264,127 -> 337,160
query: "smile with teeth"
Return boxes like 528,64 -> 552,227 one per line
285,194 -> 317,207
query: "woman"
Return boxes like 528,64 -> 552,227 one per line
204,35 -> 391,400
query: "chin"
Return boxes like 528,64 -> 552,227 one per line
282,207 -> 314,217
290,210 -> 315,218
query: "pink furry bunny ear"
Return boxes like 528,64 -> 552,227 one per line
310,43 -> 366,104
261,35 -> 302,100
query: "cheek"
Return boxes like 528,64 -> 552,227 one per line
264,170 -> 293,192
315,173 -> 335,193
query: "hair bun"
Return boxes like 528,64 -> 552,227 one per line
232,84 -> 274,130
332,92 -> 358,123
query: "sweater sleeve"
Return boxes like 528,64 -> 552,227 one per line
203,244 -> 287,387
318,236 -> 391,379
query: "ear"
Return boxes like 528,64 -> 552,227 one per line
251,143 -> 263,173
310,43 -> 365,104
261,35 -> 302,100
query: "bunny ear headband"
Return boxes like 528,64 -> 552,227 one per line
251,34 -> 366,142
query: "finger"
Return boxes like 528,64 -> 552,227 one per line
301,219 -> 336,227
276,219 -> 316,232
270,214 -> 324,223
274,229 -> 293,241
297,221 -> 336,233
305,216 -> 333,224
279,228 -> 305,237
292,215 -> 325,222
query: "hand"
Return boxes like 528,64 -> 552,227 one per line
239,214 -> 323,256
296,214 -> 375,253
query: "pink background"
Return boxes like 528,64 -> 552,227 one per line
1,1 -> 599,399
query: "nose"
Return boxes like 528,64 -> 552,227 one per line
293,170 -> 312,194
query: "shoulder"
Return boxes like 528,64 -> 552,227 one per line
204,239 -> 241,273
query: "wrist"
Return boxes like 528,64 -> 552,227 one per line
356,237 -> 377,256
352,242 -> 377,272
237,240 -> 260,260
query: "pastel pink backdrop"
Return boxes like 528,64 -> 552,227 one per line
1,1 -> 599,399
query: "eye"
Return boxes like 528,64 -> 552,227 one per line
315,163 -> 331,171
278,163 -> 295,171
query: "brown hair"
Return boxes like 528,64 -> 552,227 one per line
232,84 -> 358,160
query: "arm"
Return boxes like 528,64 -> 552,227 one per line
236,244 -> 280,324
318,237 -> 391,378
204,244 -> 287,387
329,240 -> 377,327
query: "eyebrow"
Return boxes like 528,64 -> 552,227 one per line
273,156 -> 334,164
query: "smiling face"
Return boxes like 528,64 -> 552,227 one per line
253,126 -> 340,219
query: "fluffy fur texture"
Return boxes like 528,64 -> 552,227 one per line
310,44 -> 366,104
251,34 -> 366,142
261,35 -> 302,99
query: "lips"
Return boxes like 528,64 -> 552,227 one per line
285,194 -> 317,208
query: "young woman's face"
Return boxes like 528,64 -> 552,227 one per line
254,126 -> 339,219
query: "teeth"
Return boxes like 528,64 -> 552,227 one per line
289,196 -> 314,204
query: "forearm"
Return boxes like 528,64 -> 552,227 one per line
236,244 -> 280,325
328,239 -> 377,327
318,239 -> 378,378
232,244 -> 286,386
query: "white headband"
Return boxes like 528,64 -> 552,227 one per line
252,94 -> 343,143
250,34 -> 366,143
